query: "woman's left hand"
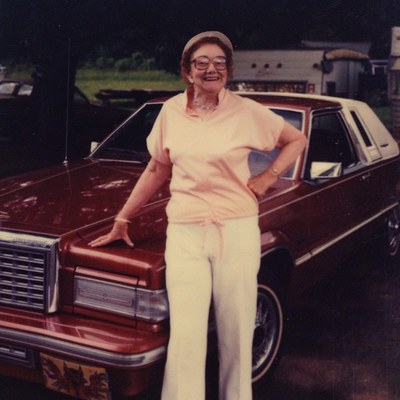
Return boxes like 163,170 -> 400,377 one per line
247,171 -> 278,198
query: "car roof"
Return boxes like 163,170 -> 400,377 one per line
145,91 -> 399,162
0,79 -> 33,85
238,91 -> 343,111
147,91 -> 343,112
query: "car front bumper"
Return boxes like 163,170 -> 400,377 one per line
0,308 -> 167,396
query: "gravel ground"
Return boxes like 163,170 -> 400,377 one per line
254,250 -> 400,400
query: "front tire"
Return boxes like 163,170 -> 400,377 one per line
252,283 -> 284,382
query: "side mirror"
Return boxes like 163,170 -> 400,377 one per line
310,162 -> 342,179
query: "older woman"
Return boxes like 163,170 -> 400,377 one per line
90,31 -> 306,400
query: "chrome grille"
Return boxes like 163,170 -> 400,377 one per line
0,232 -> 59,312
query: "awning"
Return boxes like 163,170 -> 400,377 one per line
324,48 -> 369,61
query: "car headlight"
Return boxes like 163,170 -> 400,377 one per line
74,276 -> 169,323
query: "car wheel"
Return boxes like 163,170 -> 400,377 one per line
387,204 -> 400,257
252,283 -> 284,382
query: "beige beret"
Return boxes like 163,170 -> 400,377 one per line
182,31 -> 233,56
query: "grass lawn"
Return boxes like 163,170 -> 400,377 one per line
76,69 -> 185,101
11,67 -> 185,102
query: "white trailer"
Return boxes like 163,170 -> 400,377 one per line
230,45 -> 370,99
388,26 -> 400,135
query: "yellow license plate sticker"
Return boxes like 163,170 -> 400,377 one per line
40,353 -> 111,400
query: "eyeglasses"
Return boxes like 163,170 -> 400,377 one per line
190,56 -> 227,71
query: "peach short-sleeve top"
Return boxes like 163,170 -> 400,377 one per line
146,88 -> 284,224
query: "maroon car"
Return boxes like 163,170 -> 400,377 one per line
0,93 -> 399,399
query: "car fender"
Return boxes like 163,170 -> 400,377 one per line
259,230 -> 295,293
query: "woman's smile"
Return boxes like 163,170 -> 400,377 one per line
189,43 -> 228,96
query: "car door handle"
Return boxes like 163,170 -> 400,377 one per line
361,172 -> 371,181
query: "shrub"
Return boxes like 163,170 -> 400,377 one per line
115,58 -> 132,72
94,56 -> 116,70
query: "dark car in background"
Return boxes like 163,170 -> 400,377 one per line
0,79 -> 130,148
0,92 -> 399,399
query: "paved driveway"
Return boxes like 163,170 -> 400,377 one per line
253,249 -> 400,400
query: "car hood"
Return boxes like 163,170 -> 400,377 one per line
0,158 -> 293,239
0,159 -> 165,236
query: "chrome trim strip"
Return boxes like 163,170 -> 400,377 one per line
47,241 -> 59,314
0,327 -> 167,368
260,159 -> 400,218
0,231 -> 56,248
295,203 -> 397,266
295,253 -> 313,266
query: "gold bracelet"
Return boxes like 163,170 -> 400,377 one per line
114,217 -> 131,224
269,167 -> 280,177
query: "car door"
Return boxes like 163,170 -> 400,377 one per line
303,111 -> 377,268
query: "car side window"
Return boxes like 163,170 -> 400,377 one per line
17,84 -> 33,96
304,113 -> 358,179
248,108 -> 303,179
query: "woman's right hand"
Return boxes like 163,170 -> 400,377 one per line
88,221 -> 134,248
87,158 -> 171,249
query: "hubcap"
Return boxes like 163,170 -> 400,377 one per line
388,206 -> 400,256
252,286 -> 282,380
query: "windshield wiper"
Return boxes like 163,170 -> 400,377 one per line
92,148 -> 150,164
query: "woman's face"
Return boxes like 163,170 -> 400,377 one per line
187,43 -> 228,95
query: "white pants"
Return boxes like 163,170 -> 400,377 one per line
161,216 -> 260,400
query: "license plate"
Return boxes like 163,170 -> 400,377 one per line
40,353 -> 111,400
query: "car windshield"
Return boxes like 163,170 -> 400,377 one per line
92,103 -> 163,163
91,102 -> 303,179
0,82 -> 18,94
